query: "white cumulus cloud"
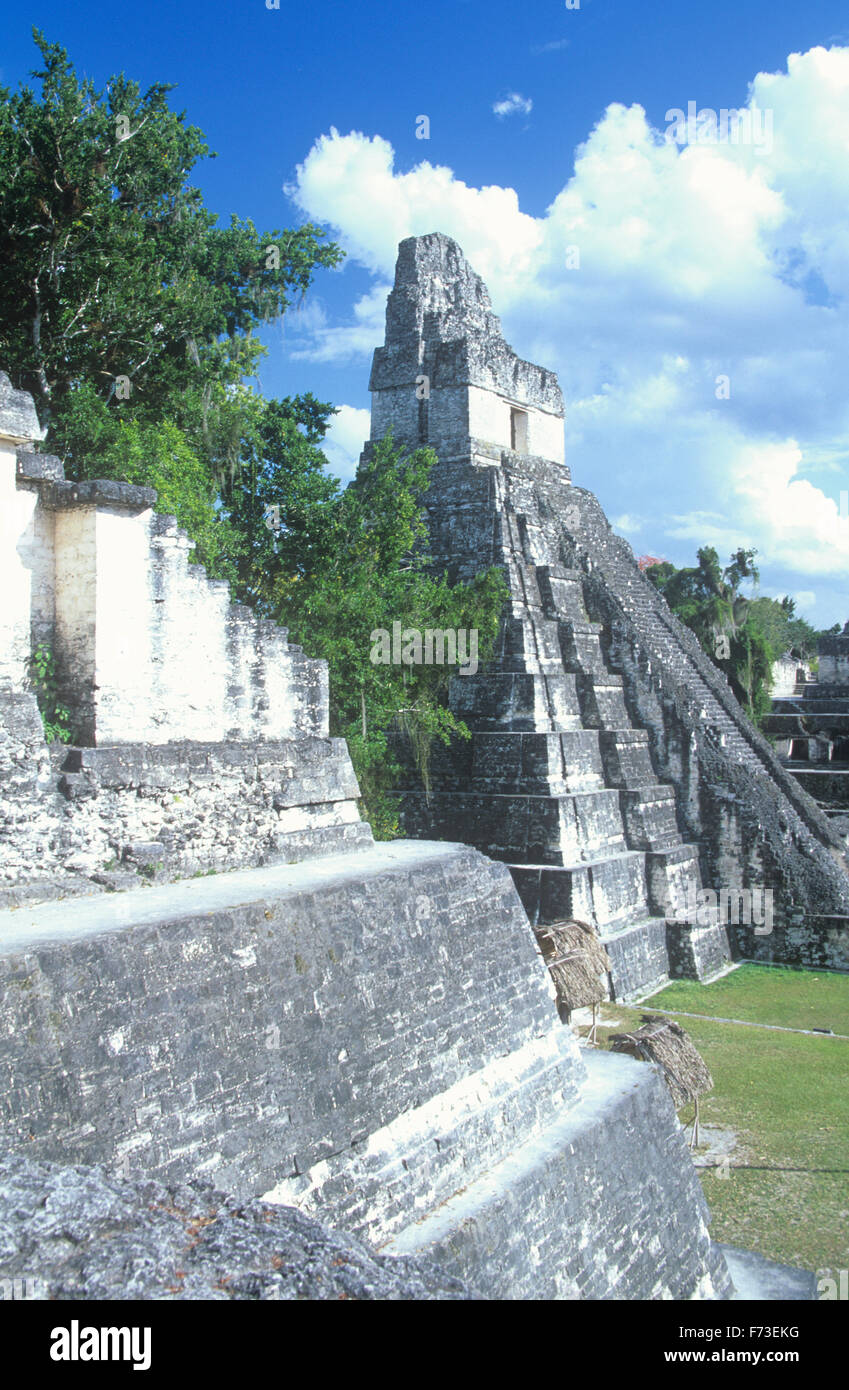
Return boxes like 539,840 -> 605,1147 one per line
289,46 -> 849,619
288,284 -> 391,364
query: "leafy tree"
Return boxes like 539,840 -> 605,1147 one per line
647,550 -> 846,723
649,546 -> 757,653
0,36 -> 511,839
727,625 -> 774,725
647,547 -> 771,720
0,30 -> 341,507
219,392 -> 342,613
47,386 -> 239,577
747,595 -> 819,664
278,435 -> 508,833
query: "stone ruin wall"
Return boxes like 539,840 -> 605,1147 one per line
771,654 -> 812,700
514,471 -> 849,975
819,632 -> 849,688
4,445 -> 327,746
763,627 -> 849,884
0,837 -> 732,1299
0,374 -> 371,907
369,234 -> 564,467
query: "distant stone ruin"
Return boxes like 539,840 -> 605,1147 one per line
369,233 -> 849,986
770,653 -> 813,701
765,625 -> 849,836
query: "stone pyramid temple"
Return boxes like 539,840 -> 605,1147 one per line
0,237 -> 842,1301
369,234 -> 849,993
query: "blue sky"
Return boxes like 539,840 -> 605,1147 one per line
5,0 -> 849,623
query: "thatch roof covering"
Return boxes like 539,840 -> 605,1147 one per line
535,919 -> 611,1014
609,1014 -> 713,1108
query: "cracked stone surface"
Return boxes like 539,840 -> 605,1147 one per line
0,1153 -> 477,1301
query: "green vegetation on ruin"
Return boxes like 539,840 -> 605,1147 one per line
645,548 -> 824,726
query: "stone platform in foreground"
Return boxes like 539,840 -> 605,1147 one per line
382,1048 -> 728,1300
721,1245 -> 818,1302
0,840 -> 731,1299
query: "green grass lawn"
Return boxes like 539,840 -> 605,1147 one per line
642,962 -> 849,1035
587,964 -> 849,1278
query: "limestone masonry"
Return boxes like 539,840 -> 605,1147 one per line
0,370 -> 368,906
764,624 -> 849,835
376,234 -> 849,989
2,235 -> 840,1299
0,843 -> 731,1298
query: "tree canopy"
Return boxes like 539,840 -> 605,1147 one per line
277,434 -> 508,835
0,34 -> 510,832
0,32 -> 341,427
0,30 -> 342,578
646,547 -> 824,724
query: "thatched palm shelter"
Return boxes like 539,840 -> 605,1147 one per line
609,1014 -> 714,1146
534,919 -> 611,1043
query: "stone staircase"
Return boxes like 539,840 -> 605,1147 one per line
509,464 -> 846,870
560,479 -> 822,789
599,570 -> 758,767
400,456 -> 733,999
